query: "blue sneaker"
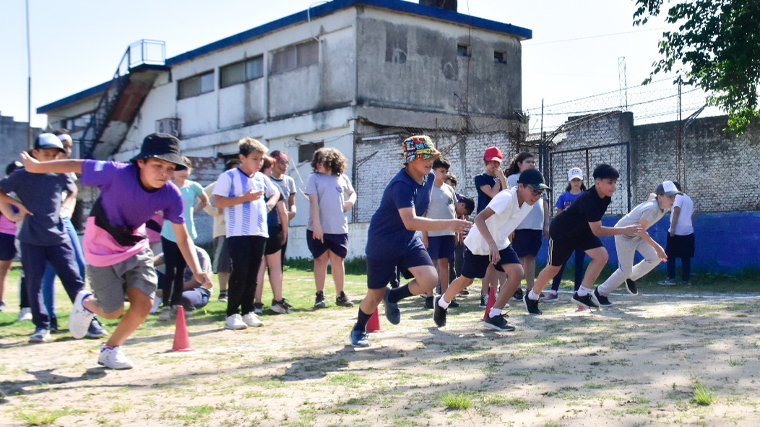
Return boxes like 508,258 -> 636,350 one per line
85,319 -> 109,339
350,328 -> 370,347
383,288 -> 401,325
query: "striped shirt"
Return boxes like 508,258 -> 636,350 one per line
213,168 -> 278,238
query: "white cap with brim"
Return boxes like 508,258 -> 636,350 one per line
567,167 -> 584,182
35,133 -> 66,153
656,180 -> 682,196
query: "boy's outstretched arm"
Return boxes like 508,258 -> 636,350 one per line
171,222 -> 213,287
588,221 -> 641,237
398,207 -> 471,234
21,152 -> 83,174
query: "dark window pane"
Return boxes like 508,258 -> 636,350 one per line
246,56 -> 264,80
298,141 -> 324,163
220,62 -> 245,88
457,44 -> 470,57
272,47 -> 297,74
297,40 -> 319,67
200,72 -> 214,93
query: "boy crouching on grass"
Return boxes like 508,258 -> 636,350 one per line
20,133 -> 212,369
434,169 -> 550,331
350,135 -> 471,347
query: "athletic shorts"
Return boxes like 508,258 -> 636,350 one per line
461,245 -> 520,279
367,242 -> 434,290
547,234 -> 603,267
427,235 -> 455,260
306,230 -> 348,259
265,226 -> 283,256
0,233 -> 16,261
512,229 -> 543,258
87,247 -> 158,313
212,236 -> 231,274
666,233 -> 695,258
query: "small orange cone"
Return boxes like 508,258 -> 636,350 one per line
481,285 -> 497,321
171,306 -> 194,352
366,309 -> 383,333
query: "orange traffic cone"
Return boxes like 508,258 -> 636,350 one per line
171,306 -> 194,352
481,285 -> 497,321
366,309 -> 383,333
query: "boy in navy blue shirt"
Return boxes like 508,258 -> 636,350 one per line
350,136 -> 471,347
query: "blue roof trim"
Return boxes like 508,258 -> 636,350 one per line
39,0 -> 531,113
37,80 -> 110,113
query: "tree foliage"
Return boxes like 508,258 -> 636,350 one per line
633,0 -> 760,134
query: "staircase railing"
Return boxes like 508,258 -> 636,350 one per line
79,40 -> 165,159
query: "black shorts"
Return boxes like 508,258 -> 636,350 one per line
265,226 -> 283,256
366,242 -> 434,290
306,230 -> 348,259
547,234 -> 603,267
427,235 -> 455,260
512,229 -> 543,258
666,233 -> 695,258
0,233 -> 16,261
461,245 -> 520,279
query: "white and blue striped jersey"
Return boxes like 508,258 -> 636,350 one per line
213,168 -> 278,238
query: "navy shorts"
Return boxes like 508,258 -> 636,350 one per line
427,235 -> 455,260
547,234 -> 603,267
182,287 -> 211,311
512,229 -> 543,258
461,245 -> 520,279
0,233 -> 16,261
265,226 -> 283,256
306,230 -> 348,259
367,243 -> 434,290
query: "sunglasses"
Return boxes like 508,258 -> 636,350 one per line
526,184 -> 544,196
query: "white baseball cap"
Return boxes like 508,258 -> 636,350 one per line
656,180 -> 682,196
567,167 -> 584,182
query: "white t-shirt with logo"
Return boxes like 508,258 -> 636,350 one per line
464,188 -> 534,255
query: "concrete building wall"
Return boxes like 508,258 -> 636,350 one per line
0,114 -> 43,170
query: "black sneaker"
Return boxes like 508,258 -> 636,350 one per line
625,279 -> 638,295
49,315 -> 59,334
460,289 -> 470,296
433,296 -> 447,327
336,292 -> 354,307
479,294 -> 488,308
218,291 -> 228,303
425,296 -> 434,309
571,292 -> 600,309
524,295 -> 542,315
383,288 -> 401,325
484,313 -> 516,331
512,288 -> 524,301
350,327 -> 370,347
449,298 -> 460,308
314,291 -> 327,309
594,288 -> 612,306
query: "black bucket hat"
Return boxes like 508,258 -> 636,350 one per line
130,133 -> 187,170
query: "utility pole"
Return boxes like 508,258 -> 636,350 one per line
26,0 -> 33,149
618,57 -> 627,110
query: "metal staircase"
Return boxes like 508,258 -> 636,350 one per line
79,40 -> 168,159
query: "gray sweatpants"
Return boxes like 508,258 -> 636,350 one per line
597,235 -> 660,296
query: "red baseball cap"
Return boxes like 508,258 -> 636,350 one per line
484,146 -> 503,163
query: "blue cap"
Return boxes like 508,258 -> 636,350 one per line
35,133 -> 66,153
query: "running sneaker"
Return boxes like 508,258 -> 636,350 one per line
254,302 -> 264,315
350,328 -> 370,347
460,289 -> 470,296
17,307 -> 32,322
158,306 -> 172,322
0,301 -> 6,312
524,294 -> 542,315
29,328 -> 52,343
50,315 -> 59,333
383,288 -> 401,325
336,292 -> 354,307
512,288 -> 524,301
448,298 -> 460,308
314,291 -> 327,309
218,291 -> 228,303
224,314 -> 247,330
593,289 -> 612,306
280,298 -> 294,309
270,299 -> 289,314
479,294 -> 488,308
433,296 -> 447,327
98,345 -> 134,370
625,278 -> 638,295
242,312 -> 264,327
69,290 -> 96,339
424,296 -> 434,309
85,319 -> 109,339
484,314 -> 516,331
658,279 -> 677,286
540,292 -> 559,303
571,292 -> 600,309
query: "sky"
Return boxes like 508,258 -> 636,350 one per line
0,0 -> 710,131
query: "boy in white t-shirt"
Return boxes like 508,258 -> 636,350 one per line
660,182 -> 695,285
434,169 -> 550,331
213,138 -> 280,330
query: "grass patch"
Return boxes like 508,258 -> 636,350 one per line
17,408 -> 78,426
441,390 -> 473,410
691,380 -> 716,406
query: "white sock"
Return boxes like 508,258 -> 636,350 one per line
438,295 -> 450,309
577,286 -> 591,296
528,290 -> 540,301
489,307 -> 502,318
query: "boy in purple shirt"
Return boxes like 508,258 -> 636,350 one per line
21,133 -> 212,369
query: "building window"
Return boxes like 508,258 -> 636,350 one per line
64,112 -> 93,132
220,56 -> 264,88
298,141 -> 324,163
494,51 -> 507,64
271,40 -> 319,74
457,44 -> 470,57
178,71 -> 214,99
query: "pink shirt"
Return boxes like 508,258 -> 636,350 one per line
0,214 -> 16,236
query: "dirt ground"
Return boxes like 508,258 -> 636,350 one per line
2,287 -> 760,427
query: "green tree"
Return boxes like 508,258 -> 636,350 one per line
633,0 -> 760,134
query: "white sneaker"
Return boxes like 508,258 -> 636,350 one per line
242,312 -> 264,327
98,345 -> 134,370
224,314 -> 247,330
17,307 -> 32,322
150,296 -> 162,314
158,306 -> 172,321
69,290 -> 95,339
29,328 -> 52,343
